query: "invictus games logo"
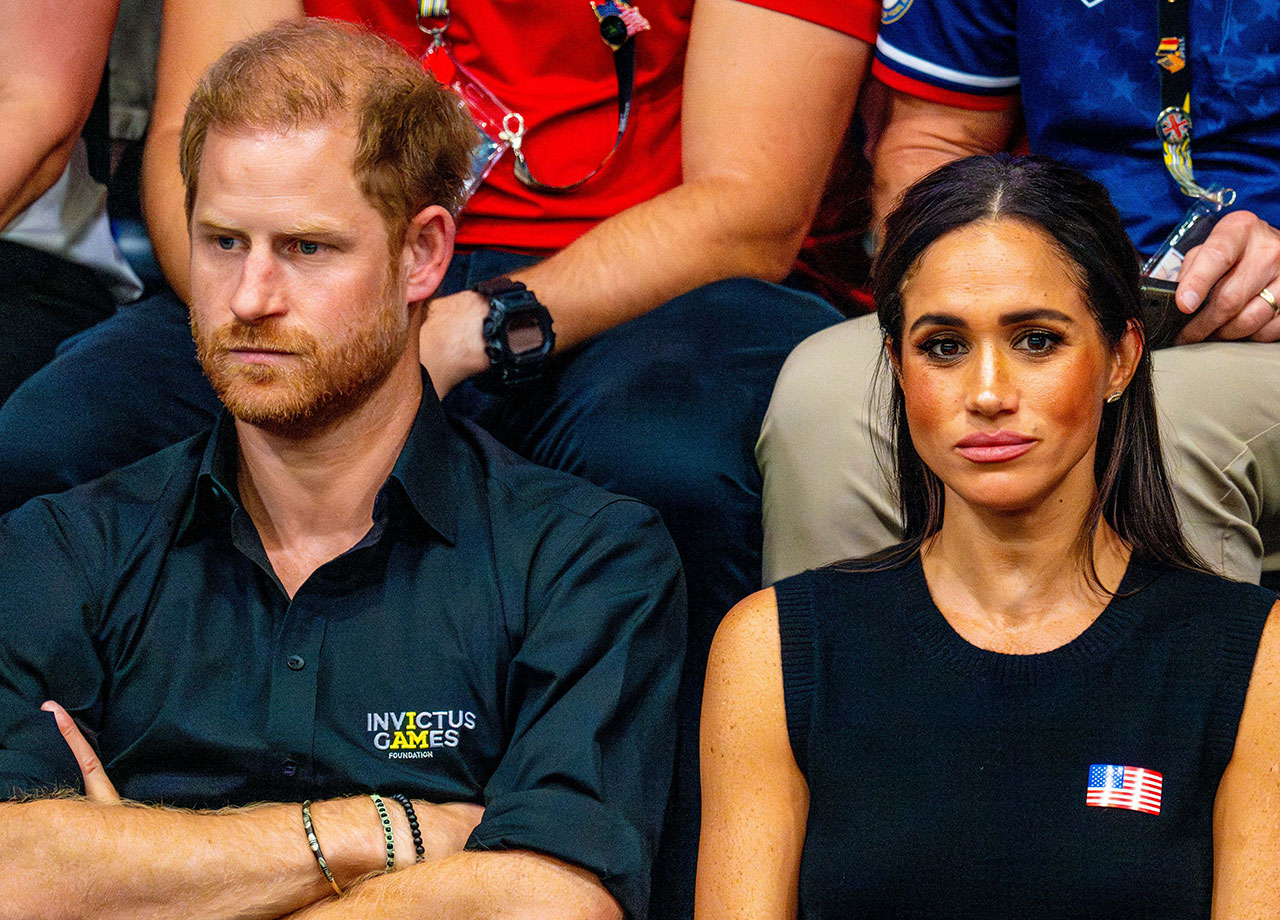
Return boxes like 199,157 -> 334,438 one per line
881,0 -> 913,24
366,710 -> 476,760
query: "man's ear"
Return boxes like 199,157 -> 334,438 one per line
402,205 -> 456,304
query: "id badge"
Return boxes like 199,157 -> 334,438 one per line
1142,191 -> 1233,281
421,43 -> 525,201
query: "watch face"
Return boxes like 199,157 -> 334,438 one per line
476,281 -> 555,387
505,311 -> 548,356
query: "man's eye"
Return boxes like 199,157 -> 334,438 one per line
296,241 -> 320,255
216,237 -> 236,251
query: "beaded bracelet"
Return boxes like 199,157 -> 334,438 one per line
301,801 -> 343,896
390,793 -> 426,863
369,793 -> 395,871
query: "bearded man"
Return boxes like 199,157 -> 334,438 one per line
0,20 -> 684,920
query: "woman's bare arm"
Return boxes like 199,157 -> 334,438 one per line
695,588 -> 809,920
1212,599 -> 1280,918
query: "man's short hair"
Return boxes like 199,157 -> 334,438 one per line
179,18 -> 477,235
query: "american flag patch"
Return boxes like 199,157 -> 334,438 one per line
1086,764 -> 1162,815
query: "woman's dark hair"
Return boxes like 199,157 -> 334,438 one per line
868,154 -> 1204,579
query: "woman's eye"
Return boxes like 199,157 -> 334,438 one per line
922,337 -> 965,359
1016,331 -> 1059,354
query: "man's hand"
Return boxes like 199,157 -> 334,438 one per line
419,801 -> 485,861
43,697 -> 483,866
42,699 -> 120,803
421,290 -> 491,399
1175,210 -> 1280,344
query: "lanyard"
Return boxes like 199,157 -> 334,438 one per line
1155,0 -> 1232,205
417,0 -> 642,194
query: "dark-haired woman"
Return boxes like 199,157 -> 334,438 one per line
695,156 -> 1280,919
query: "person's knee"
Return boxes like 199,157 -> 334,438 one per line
562,347 -> 759,518
0,383 -> 102,511
1151,343 -> 1280,580
759,316 -> 884,461
0,293 -> 218,513
757,314 -> 902,582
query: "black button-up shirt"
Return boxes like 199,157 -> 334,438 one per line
0,389 -> 685,918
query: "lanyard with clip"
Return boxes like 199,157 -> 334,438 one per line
417,0 -> 646,194
1154,0 -> 1233,207
1141,0 -> 1237,331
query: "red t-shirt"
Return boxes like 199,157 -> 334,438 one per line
305,0 -> 877,253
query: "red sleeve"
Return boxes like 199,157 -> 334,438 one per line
742,0 -> 879,44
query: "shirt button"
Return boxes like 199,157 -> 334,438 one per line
287,655 -> 305,671
281,759 -> 298,777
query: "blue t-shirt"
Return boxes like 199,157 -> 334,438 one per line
872,0 -> 1280,256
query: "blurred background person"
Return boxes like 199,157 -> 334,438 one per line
0,0 -> 142,402
760,0 -> 1280,589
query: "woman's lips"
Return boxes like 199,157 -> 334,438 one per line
954,430 -> 1036,463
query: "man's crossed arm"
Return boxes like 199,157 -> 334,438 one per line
0,703 -> 617,920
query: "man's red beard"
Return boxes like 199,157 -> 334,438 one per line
191,303 -> 406,436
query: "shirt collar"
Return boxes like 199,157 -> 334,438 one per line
179,375 -> 460,545
379,377 -> 459,545
179,412 -> 242,539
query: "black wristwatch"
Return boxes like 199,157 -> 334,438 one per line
471,277 -> 555,387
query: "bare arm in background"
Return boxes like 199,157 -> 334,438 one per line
421,0 -> 872,395
0,0 -> 120,230
141,0 -> 306,297
870,88 -> 1014,226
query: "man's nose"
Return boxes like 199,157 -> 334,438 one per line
229,251 -> 286,324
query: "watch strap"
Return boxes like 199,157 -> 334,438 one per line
472,276 -> 528,298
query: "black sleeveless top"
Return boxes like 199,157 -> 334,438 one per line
775,553 -> 1273,920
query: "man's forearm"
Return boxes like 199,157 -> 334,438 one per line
510,175 -> 811,350
422,1 -> 870,395
0,97 -> 81,231
422,169 -> 818,395
871,90 -> 1017,225
0,795 -> 445,920
0,798 -> 328,920
0,0 -> 120,230
286,849 -> 622,920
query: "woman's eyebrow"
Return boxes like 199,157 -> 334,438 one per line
999,308 -> 1075,325
908,312 -> 967,333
